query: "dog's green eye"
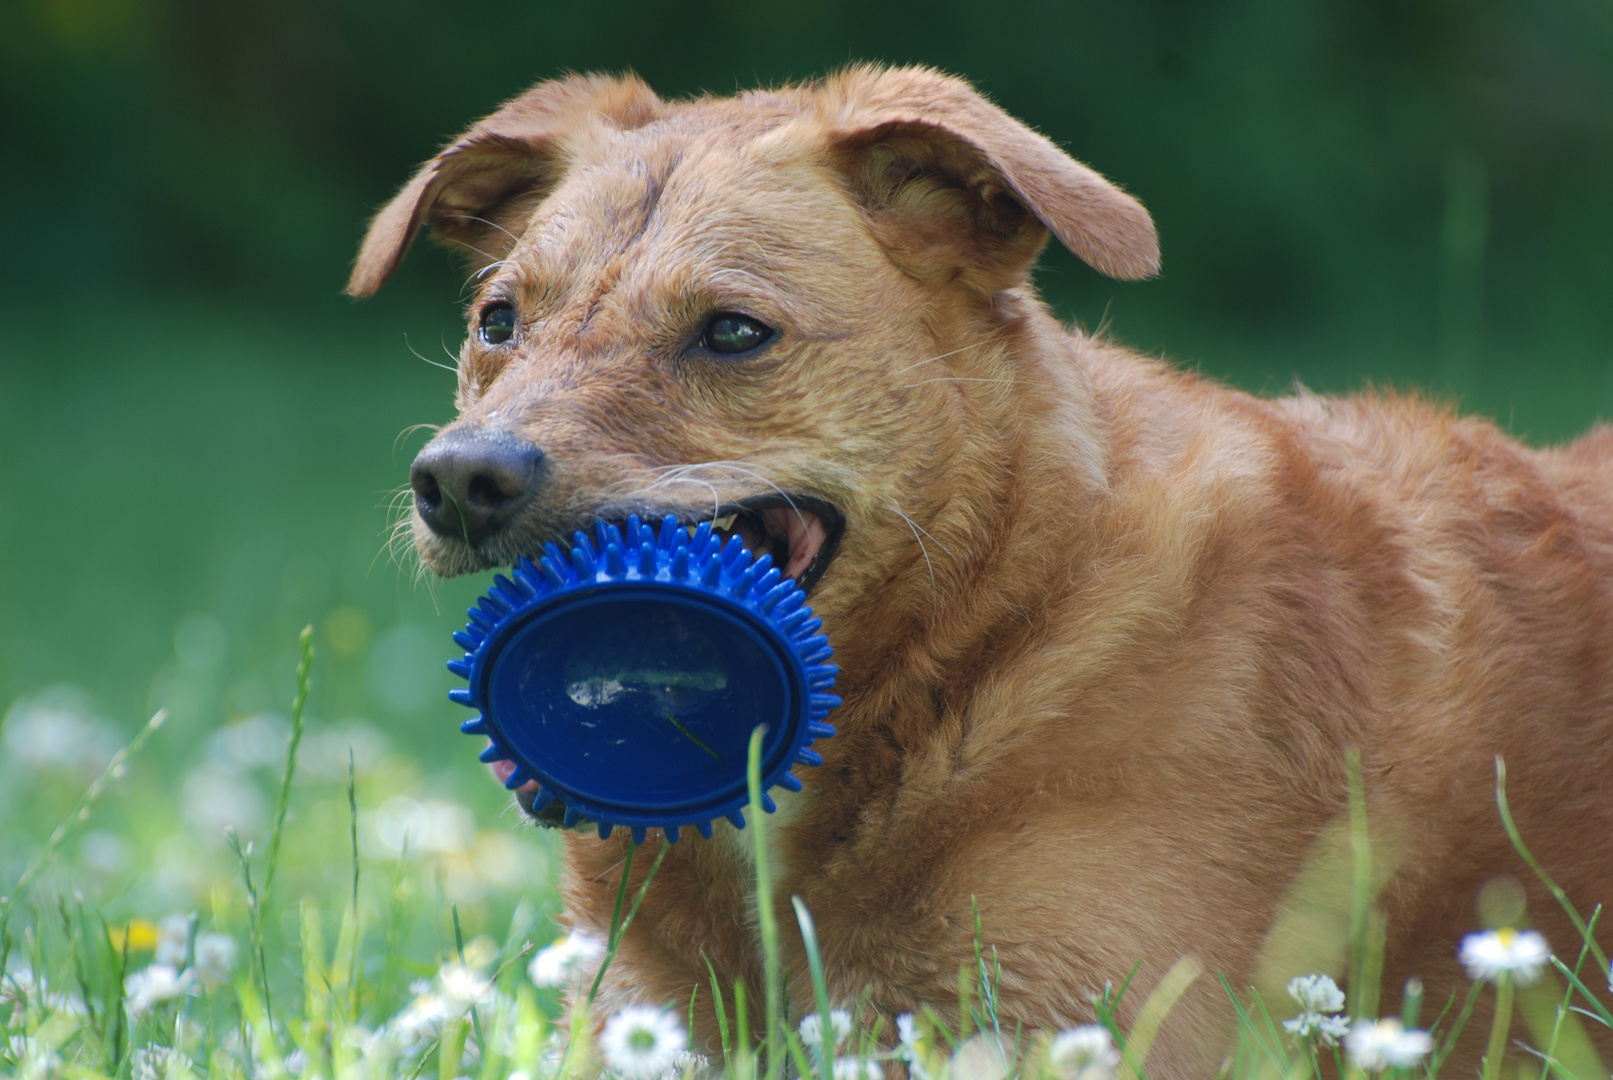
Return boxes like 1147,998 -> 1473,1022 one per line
700,312 -> 773,355
479,302 -> 517,345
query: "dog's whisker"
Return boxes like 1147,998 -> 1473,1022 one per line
891,339 -> 996,375
651,461 -> 809,533
402,333 -> 458,374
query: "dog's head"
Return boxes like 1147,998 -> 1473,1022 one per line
352,65 -> 1156,658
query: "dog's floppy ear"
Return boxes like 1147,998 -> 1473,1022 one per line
816,66 -> 1159,289
346,73 -> 662,298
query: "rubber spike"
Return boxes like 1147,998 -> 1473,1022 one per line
796,748 -> 824,768
573,531 -> 598,561
570,544 -> 594,579
513,561 -> 544,595
446,658 -> 472,679
722,534 -> 747,567
598,822 -> 614,840
452,630 -> 482,651
639,542 -> 658,576
670,546 -> 689,579
726,810 -> 747,830
665,825 -> 680,843
538,556 -> 567,589
777,609 -> 812,635
448,688 -> 473,707
481,592 -> 512,617
777,773 -> 803,792
774,591 -> 806,618
691,520 -> 714,553
731,568 -> 758,600
701,552 -> 722,587
504,765 -> 532,790
459,716 -> 488,736
531,788 -> 556,810
631,826 -> 646,846
761,793 -> 776,814
466,607 -> 493,631
658,515 -> 681,551
563,805 -> 582,828
595,519 -> 612,552
808,722 -> 837,739
697,821 -> 714,840
811,693 -> 843,711
626,515 -> 644,548
478,743 -> 505,764
606,543 -> 627,576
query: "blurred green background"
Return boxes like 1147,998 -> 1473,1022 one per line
1,0 -> 1610,909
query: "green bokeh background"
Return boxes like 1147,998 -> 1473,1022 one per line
2,0 -> 1610,761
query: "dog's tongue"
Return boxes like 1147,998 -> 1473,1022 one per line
764,507 -> 828,581
489,750 -> 538,791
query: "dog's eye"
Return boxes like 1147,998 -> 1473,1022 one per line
699,312 -> 773,355
479,302 -> 517,346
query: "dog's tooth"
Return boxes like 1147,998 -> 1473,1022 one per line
712,513 -> 737,531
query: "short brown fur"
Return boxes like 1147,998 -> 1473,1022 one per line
351,66 -> 1613,1074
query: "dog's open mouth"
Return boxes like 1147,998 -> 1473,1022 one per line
590,494 -> 844,595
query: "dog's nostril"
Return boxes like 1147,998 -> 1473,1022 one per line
411,468 -> 444,511
467,472 -> 516,509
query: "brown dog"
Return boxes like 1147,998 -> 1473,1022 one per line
349,66 -> 1613,1074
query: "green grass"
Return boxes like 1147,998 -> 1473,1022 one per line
3,626 -> 1611,1080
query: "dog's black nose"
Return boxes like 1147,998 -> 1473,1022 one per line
410,427 -> 544,544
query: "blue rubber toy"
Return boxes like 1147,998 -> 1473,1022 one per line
447,514 -> 840,844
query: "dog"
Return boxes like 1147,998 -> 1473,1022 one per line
348,66 -> 1613,1074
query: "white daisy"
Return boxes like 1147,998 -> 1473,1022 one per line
798,1009 -> 854,1050
1459,928 -> 1550,985
832,1058 -> 883,1080
124,964 -> 194,1018
527,931 -> 606,989
1345,1018 -> 1434,1072
1045,1025 -> 1120,1080
600,1005 -> 688,1080
389,991 -> 452,1056
437,962 -> 495,1012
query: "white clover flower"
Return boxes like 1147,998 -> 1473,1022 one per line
1282,1011 -> 1350,1046
124,964 -> 194,1018
1,965 -> 38,1005
1045,1025 -> 1121,1080
1345,1019 -> 1434,1072
798,1009 -> 854,1050
154,914 -> 192,968
658,1050 -> 709,1080
831,1058 -> 883,1080
599,1005 -> 687,1080
437,962 -> 495,1012
192,933 -> 237,989
1281,972 -> 1350,1046
1285,974 -> 1345,1014
1459,927 -> 1550,985
132,1045 -> 195,1080
527,931 -> 606,989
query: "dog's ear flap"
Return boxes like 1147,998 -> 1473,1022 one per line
346,73 -> 662,298
818,66 -> 1159,289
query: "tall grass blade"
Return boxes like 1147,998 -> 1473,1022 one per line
746,725 -> 783,1080
1495,758 -> 1609,972
264,624 -> 314,901
1119,954 -> 1200,1080
792,896 -> 834,1080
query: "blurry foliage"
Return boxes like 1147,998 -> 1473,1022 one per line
0,0 -> 1611,732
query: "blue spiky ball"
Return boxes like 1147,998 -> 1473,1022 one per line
447,514 -> 839,844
